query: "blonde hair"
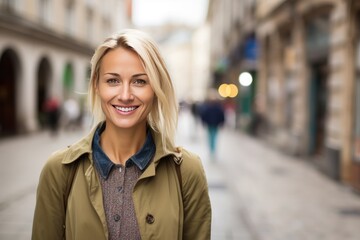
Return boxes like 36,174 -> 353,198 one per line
88,29 -> 178,153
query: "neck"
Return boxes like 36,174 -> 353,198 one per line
100,122 -> 147,165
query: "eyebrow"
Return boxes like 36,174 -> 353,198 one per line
133,73 -> 148,78
104,73 -> 148,78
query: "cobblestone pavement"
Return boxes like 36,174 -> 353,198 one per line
1,111 -> 360,240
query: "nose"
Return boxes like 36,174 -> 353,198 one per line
117,84 -> 134,102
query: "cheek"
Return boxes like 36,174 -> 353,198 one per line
97,86 -> 116,101
145,92 -> 155,106
134,87 -> 155,104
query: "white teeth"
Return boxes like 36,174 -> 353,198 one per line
115,106 -> 137,112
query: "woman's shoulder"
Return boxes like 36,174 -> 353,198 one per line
47,130 -> 93,166
179,148 -> 201,164
40,135 -> 89,183
48,146 -> 71,162
42,146 -> 73,174
178,147 -> 207,181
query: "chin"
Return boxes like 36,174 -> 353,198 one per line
110,119 -> 147,130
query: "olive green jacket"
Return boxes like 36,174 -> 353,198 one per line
32,126 -> 211,240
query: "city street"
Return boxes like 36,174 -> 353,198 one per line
0,130 -> 86,240
178,110 -> 360,240
3,1 -> 360,240
1,112 -> 360,240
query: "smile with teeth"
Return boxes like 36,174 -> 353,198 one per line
114,106 -> 138,112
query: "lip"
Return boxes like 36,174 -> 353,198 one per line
113,105 -> 139,115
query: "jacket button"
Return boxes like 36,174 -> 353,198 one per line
146,214 -> 155,224
114,214 -> 120,222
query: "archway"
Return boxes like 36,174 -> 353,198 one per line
0,48 -> 19,136
37,57 -> 52,128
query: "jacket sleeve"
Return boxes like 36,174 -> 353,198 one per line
181,150 -> 212,240
32,150 -> 68,240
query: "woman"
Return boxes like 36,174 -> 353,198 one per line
32,29 -> 211,240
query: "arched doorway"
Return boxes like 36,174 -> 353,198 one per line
37,57 -> 52,128
0,48 -> 19,136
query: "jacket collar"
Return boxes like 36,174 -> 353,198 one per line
61,126 -> 95,165
150,128 -> 183,165
92,122 -> 156,179
61,122 -> 183,166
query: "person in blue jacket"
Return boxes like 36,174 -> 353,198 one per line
200,90 -> 225,159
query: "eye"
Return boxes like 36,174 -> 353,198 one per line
133,79 -> 147,85
106,78 -> 119,85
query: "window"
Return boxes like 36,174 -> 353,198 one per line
1,0 -> 24,14
86,8 -> 94,42
102,17 -> 111,39
39,0 -> 51,26
65,1 -> 75,36
85,0 -> 95,8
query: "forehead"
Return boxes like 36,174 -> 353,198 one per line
101,47 -> 142,66
99,49 -> 146,75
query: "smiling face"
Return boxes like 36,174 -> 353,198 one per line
96,47 -> 155,131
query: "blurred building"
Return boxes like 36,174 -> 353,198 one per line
158,27 -> 195,102
207,0 -> 257,129
190,24 -> 211,102
0,0 -> 131,135
141,24 -> 211,104
207,0 -> 360,191
163,25 -> 211,103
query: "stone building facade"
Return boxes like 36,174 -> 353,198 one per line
0,0 -> 131,135
207,0 -> 360,191
207,0 -> 258,129
257,0 -> 360,191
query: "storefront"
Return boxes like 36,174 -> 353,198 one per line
350,9 -> 360,190
305,11 -> 330,159
238,35 -> 259,132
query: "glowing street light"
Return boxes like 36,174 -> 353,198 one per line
239,72 -> 253,87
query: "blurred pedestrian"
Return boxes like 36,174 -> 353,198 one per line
62,97 -> 80,131
190,100 -> 202,140
200,90 -> 225,159
43,96 -> 60,136
32,29 -> 211,240
223,98 -> 236,129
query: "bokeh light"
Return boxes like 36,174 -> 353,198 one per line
239,72 -> 253,86
218,83 -> 238,98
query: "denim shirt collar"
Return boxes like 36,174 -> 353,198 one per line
92,123 -> 156,179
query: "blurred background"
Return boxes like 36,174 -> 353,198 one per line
1,0 -> 360,239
